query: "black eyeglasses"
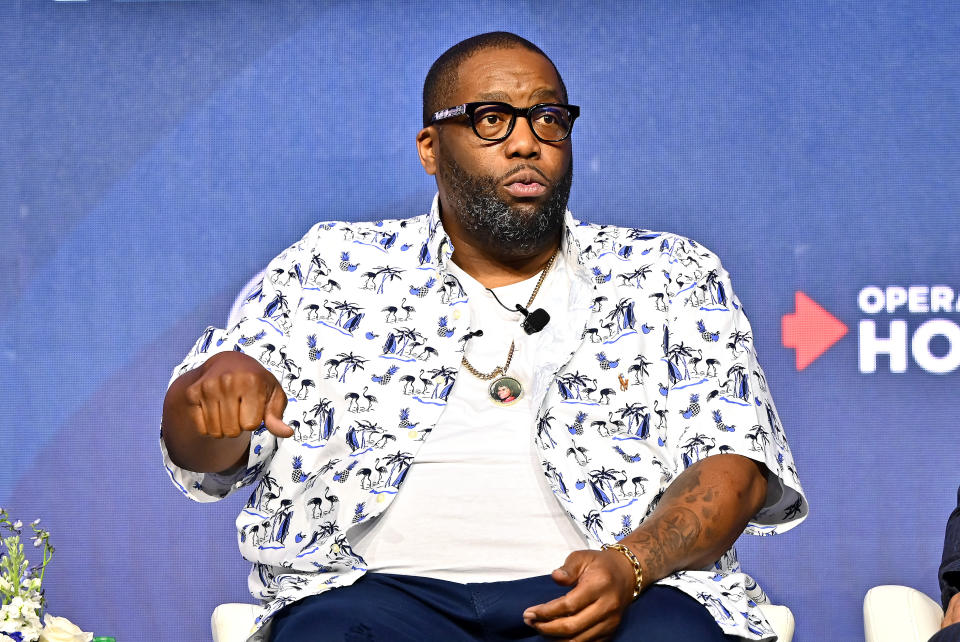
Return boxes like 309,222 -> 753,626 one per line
430,102 -> 580,143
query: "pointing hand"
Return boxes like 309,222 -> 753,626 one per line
183,351 -> 294,439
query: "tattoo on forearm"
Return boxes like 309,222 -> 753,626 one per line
670,469 -> 702,501
627,458 -> 764,586
658,506 -> 702,558
631,530 -> 666,575
629,505 -> 703,580
630,476 -> 737,580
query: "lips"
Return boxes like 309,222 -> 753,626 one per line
503,170 -> 548,198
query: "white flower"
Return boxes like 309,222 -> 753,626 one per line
12,521 -> 22,530
0,577 -> 12,593
0,601 -> 42,641
31,520 -> 40,526
38,616 -> 92,642
17,597 -> 40,619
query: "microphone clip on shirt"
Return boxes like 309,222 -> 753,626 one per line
485,263 -> 555,335
461,249 -> 558,394
514,303 -> 550,335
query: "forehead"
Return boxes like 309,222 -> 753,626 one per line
451,46 -> 564,105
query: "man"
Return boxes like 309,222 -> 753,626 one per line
933,489 -> 960,640
162,32 -> 807,641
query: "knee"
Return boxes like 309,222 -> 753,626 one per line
270,591 -> 381,641
616,586 -> 728,641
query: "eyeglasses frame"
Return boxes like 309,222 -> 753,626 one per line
429,101 -> 581,143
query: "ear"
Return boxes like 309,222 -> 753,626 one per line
416,127 -> 438,176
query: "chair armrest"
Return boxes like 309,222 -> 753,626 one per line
212,603 -> 260,642
864,585 -> 943,642
758,604 -> 795,642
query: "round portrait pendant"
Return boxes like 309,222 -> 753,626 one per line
489,375 -> 523,406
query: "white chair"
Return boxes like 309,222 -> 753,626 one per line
212,601 -> 795,641
212,603 -> 260,642
760,603 -> 795,641
864,585 -> 944,642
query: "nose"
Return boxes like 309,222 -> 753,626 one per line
503,115 -> 541,159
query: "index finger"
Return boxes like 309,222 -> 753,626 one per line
525,580 -> 597,623
529,600 -> 611,641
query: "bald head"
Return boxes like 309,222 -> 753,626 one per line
422,32 -> 568,127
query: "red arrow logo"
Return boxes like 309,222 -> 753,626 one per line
782,291 -> 848,370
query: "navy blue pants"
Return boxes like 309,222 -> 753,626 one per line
269,573 -> 736,641
930,622 -> 960,642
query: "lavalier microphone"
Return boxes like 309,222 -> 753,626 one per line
515,304 -> 550,335
486,284 -> 551,335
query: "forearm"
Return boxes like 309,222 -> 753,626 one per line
161,364 -> 251,474
620,454 -> 767,586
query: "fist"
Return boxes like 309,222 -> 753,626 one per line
183,351 -> 293,438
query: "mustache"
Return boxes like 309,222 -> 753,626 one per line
496,164 -> 550,185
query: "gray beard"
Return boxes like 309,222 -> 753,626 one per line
439,157 -> 572,257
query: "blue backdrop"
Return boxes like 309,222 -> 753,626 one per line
2,1 -> 958,640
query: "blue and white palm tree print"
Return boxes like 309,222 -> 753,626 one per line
161,197 -> 807,642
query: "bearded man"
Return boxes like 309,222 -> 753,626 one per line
161,32 -> 807,642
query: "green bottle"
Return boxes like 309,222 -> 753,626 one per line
92,638 -> 116,642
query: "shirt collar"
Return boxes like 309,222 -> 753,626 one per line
423,192 -> 593,280
424,193 -> 455,271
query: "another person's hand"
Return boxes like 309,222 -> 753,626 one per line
943,592 -> 960,629
522,548 -> 636,641
182,351 -> 293,439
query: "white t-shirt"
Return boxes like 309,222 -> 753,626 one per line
350,252 -> 589,581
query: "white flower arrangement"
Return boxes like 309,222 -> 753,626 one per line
0,509 -> 91,642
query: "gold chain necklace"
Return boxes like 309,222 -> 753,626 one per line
460,248 -> 558,381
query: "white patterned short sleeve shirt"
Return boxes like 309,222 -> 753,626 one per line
161,196 -> 807,641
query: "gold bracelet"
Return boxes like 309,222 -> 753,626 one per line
602,543 -> 643,598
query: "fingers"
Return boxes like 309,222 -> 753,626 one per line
557,616 -> 616,642
238,385 -> 268,432
525,552 -> 593,623
264,385 -> 294,438
185,399 -> 208,437
525,550 -> 632,641
525,576 -> 596,624
550,550 -> 590,587
529,599 -> 616,641
551,565 -> 576,586
218,382 -> 242,439
201,390 -> 222,438
185,366 -> 291,439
